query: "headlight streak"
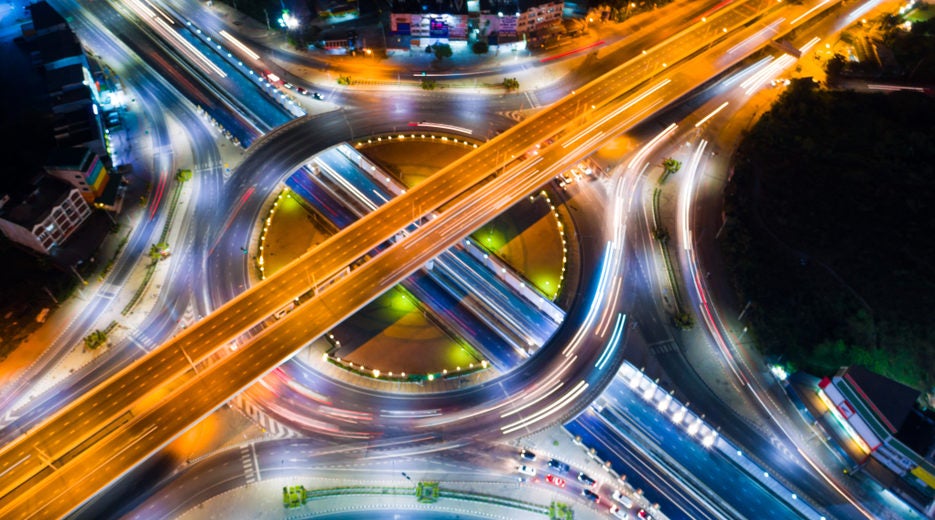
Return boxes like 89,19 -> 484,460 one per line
726,18 -> 784,55
500,380 -> 589,435
219,30 -> 260,60
790,0 -> 833,25
594,313 -> 627,369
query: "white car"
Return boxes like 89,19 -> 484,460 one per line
517,464 -> 536,476
613,490 -> 634,508
610,505 -> 629,519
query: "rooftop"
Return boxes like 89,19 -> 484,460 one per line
0,175 -> 73,228
840,365 -> 920,434
32,29 -> 83,67
46,146 -> 94,172
27,1 -> 66,32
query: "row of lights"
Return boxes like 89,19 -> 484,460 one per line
355,133 -> 480,150
256,188 -> 291,280
320,345 -> 489,383
627,366 -> 718,449
534,189 -> 567,300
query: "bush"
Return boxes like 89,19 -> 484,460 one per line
472,41 -> 489,54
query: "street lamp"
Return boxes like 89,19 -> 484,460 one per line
278,9 -> 299,30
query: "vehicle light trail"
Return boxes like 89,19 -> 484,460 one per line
219,30 -> 260,60
695,102 -> 729,127
595,314 -> 627,369
501,380 -> 589,434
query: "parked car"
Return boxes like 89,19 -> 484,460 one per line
581,489 -> 600,503
613,490 -> 634,508
517,464 -> 536,477
548,458 -> 570,473
546,474 -> 566,488
520,449 -> 537,461
577,472 -> 596,486
610,505 -> 629,519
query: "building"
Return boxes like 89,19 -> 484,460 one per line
45,146 -> 111,204
388,0 -> 564,48
817,366 -> 935,517
24,2 -> 106,155
0,175 -> 92,255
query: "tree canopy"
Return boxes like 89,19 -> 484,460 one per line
721,79 -> 935,388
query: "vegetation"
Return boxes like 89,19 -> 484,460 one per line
659,157 -> 681,184
420,78 -> 437,91
337,75 -> 352,86
549,501 -> 574,520
430,43 -> 453,61
415,481 -> 439,503
472,40 -> 489,54
721,78 -> 935,388
826,12 -> 935,82
84,329 -> 107,350
502,77 -> 520,91
176,168 -> 193,182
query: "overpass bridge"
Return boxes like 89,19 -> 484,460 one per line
0,0 -> 844,515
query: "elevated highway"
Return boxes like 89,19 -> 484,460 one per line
0,0 -> 849,515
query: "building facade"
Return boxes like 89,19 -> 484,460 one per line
45,146 -> 111,203
389,0 -> 564,46
0,176 -> 92,255
817,366 -> 935,517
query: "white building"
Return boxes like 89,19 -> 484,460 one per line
0,176 -> 92,255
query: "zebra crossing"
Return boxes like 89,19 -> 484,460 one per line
524,89 -> 541,109
231,394 -> 302,440
129,330 -> 156,352
239,444 -> 260,484
648,341 -> 679,356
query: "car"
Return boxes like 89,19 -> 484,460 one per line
312,92 -> 324,100
577,161 -> 593,175
296,86 -> 309,95
577,472 -> 596,486
546,474 -> 566,488
548,458 -> 570,473
612,490 -> 634,508
520,449 -> 537,461
637,509 -> 652,519
609,505 -> 629,519
265,71 -> 281,83
581,489 -> 600,503
517,464 -> 536,476
283,82 -> 295,90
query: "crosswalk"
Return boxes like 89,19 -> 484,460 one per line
648,341 -> 679,356
129,330 -> 156,352
239,444 -> 260,484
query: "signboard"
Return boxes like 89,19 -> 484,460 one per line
837,400 -> 856,419
499,15 -> 517,36
397,22 -> 411,35
429,19 -> 449,37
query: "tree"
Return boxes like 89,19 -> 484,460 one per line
472,40 -> 489,54
420,78 -> 437,90
662,158 -> 681,175
433,43 -> 453,61
176,169 -> 193,182
824,53 -> 847,78
337,75 -> 352,86
502,77 -> 520,91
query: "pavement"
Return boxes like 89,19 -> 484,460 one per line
173,424 -> 621,520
